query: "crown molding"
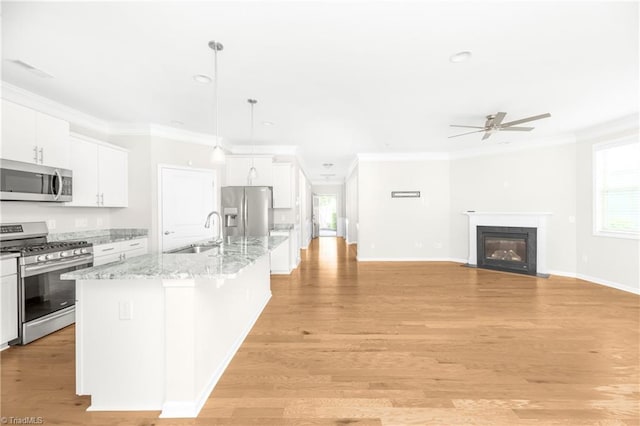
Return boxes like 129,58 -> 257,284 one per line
1,81 -> 111,134
357,152 -> 450,162
574,113 -> 639,142
346,157 -> 359,179
310,180 -> 345,186
229,145 -> 297,156
448,132 -> 576,160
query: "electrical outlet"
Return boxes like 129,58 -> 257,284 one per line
568,216 -> 576,223
119,301 -> 133,320
434,242 -> 443,249
415,242 -> 423,248
96,217 -> 104,227
582,254 -> 588,263
75,218 -> 88,228
46,219 -> 56,230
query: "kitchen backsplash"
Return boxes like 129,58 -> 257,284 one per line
0,202 -> 112,232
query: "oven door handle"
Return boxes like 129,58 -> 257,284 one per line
22,255 -> 93,277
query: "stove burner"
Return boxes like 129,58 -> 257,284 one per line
0,240 -> 92,256
24,241 -> 89,253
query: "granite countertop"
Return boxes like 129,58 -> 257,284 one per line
62,236 -> 287,281
272,223 -> 294,231
50,228 -> 148,245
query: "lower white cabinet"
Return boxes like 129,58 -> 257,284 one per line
1,258 -> 19,347
269,228 -> 300,274
93,238 -> 148,266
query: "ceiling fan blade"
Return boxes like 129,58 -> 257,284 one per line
481,132 -> 492,141
448,129 -> 486,138
499,126 -> 534,131
492,112 -> 507,127
501,113 -> 551,127
450,125 -> 486,129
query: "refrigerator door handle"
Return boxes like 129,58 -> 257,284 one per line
243,195 -> 249,235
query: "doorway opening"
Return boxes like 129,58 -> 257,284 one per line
317,194 -> 337,237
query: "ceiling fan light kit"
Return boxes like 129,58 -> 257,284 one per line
449,111 -> 551,141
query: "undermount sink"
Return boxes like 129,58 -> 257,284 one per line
167,241 -> 222,255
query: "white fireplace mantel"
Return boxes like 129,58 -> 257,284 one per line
464,211 -> 552,275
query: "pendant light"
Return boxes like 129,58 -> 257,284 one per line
209,40 -> 225,164
247,98 -> 258,183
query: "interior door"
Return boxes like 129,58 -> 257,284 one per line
160,166 -> 215,252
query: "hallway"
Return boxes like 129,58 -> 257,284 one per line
1,237 -> 638,425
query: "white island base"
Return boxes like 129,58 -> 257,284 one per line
75,255 -> 271,418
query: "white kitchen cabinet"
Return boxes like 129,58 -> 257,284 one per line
93,238 -> 148,266
288,228 -> 300,270
225,156 -> 273,187
269,228 -> 299,274
272,162 -> 293,208
1,258 -> 19,347
0,99 -> 70,168
67,134 -> 128,207
269,232 -> 290,274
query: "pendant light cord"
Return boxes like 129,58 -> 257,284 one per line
250,100 -> 255,168
214,43 -> 219,147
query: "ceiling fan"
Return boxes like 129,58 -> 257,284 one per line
449,112 -> 551,141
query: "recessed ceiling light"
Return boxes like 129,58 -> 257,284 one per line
170,120 -> 184,126
449,51 -> 472,63
262,121 -> 275,126
322,163 -> 334,168
193,74 -> 212,84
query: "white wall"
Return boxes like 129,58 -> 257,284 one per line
311,183 -> 346,237
449,143 -> 578,273
109,134 -> 224,252
357,160 -> 450,260
574,116 -> 639,293
345,165 -> 359,244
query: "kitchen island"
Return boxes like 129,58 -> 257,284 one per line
62,236 -> 287,418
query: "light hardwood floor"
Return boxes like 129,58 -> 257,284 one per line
1,237 -> 638,425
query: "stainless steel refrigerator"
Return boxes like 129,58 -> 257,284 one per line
221,186 -> 273,237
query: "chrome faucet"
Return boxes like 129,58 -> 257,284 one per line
204,211 -> 223,244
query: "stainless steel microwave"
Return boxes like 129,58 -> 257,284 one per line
0,158 -> 72,202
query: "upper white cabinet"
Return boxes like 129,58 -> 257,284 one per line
67,134 -> 128,207
272,162 -> 293,208
1,100 -> 70,169
225,156 -> 273,187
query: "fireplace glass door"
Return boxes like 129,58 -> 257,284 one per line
476,226 -> 537,276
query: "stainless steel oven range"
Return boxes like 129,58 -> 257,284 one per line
0,221 -> 93,345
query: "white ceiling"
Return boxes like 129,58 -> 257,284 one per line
2,1 -> 638,181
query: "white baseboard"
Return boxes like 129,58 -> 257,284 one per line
575,273 -> 640,295
351,261 -> 638,295
356,257 -> 465,262
547,269 -> 577,278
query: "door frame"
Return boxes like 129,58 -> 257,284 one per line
157,164 -> 219,253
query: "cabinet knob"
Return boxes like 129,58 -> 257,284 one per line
164,231 -> 175,235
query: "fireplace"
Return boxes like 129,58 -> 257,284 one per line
477,226 -> 537,276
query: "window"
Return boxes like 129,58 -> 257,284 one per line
594,138 -> 640,238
